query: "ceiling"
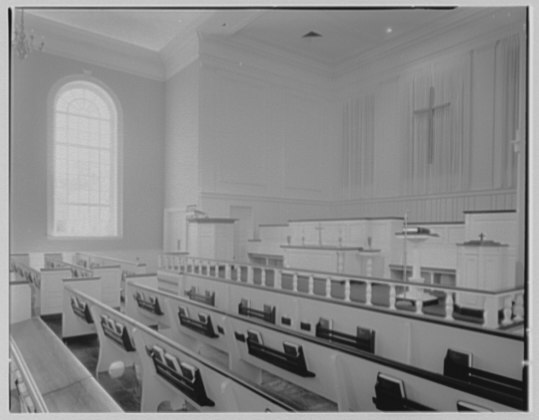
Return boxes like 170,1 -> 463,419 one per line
25,7 -> 483,65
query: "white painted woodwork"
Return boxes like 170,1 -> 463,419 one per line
456,241 -> 513,309
187,219 -> 235,261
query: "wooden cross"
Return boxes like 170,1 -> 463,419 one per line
315,223 -> 324,246
414,86 -> 451,164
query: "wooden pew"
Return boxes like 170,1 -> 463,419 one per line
443,349 -> 525,400
64,286 -> 296,413
10,317 -> 122,413
10,280 -> 32,324
74,251 -> 148,301
10,337 -> 48,413
125,279 -> 525,411
61,277 -> 102,339
46,254 -> 122,309
168,270 -> 524,385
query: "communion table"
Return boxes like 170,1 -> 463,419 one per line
281,245 -> 383,276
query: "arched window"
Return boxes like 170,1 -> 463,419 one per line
50,80 -> 121,237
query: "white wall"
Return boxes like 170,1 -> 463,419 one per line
334,10 -> 525,223
196,38 -> 340,225
10,51 -> 166,252
164,61 -> 200,211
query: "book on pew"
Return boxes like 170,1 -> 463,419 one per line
115,322 -> 124,335
152,345 -> 165,363
319,317 -> 333,331
247,330 -> 263,345
283,342 -> 300,358
198,313 -> 209,325
164,353 -> 181,373
444,349 -> 472,381
180,362 -> 196,383
178,306 -> 189,318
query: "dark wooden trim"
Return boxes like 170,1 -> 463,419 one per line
281,245 -> 363,251
288,217 -> 404,222
188,218 -> 236,224
463,209 -> 516,214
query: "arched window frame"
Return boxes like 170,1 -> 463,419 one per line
47,75 -> 123,239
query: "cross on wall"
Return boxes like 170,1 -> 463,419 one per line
315,223 -> 324,246
413,86 -> 451,164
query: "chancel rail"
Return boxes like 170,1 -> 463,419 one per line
158,254 -> 524,331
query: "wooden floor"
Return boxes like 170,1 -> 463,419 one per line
10,317 -> 122,413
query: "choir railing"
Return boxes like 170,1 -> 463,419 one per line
158,254 -> 525,331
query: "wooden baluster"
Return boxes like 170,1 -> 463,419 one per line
482,295 -> 499,329
445,292 -> 454,321
308,275 -> 314,296
292,272 -> 298,292
514,293 -> 524,322
415,290 -> 423,314
344,280 -> 351,302
275,270 -> 282,290
326,277 -> 332,298
261,268 -> 266,287
389,285 -> 396,310
502,296 -> 513,325
365,282 -> 372,305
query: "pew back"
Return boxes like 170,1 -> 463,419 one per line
66,286 -> 295,413
125,279 -> 526,411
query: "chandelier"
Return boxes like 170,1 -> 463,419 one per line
12,9 -> 44,59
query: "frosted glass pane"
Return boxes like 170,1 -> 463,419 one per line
53,82 -> 118,237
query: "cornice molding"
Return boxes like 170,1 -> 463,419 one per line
161,32 -> 200,80
24,13 -> 165,81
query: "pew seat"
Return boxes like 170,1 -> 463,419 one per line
10,317 -> 122,412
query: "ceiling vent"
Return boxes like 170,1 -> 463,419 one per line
302,31 -> 322,39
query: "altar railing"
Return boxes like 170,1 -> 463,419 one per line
158,255 -> 525,331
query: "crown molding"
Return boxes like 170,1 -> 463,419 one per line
161,32 -> 201,80
24,13 -> 165,81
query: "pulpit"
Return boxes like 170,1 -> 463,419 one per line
187,218 -> 236,261
456,234 -> 511,309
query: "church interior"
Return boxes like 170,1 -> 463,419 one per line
7,4 -> 534,416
